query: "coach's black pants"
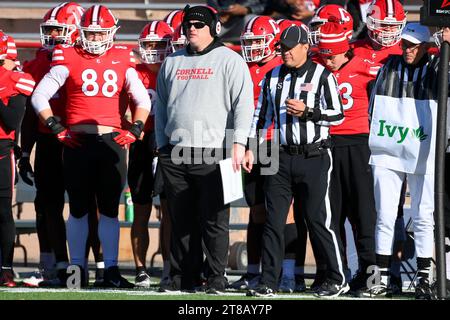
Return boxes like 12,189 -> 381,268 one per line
159,146 -> 229,290
329,135 -> 377,271
261,147 -> 345,290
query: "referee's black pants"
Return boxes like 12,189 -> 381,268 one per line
261,148 -> 346,290
329,135 -> 377,272
159,147 -> 230,290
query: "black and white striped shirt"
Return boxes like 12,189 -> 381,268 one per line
250,59 -> 344,146
369,54 -> 439,106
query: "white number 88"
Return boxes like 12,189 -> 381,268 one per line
82,69 -> 118,97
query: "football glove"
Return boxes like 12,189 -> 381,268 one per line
113,120 -> 144,146
18,156 -> 34,186
45,116 -> 81,148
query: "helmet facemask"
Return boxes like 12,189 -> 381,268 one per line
240,33 -> 275,63
80,25 -> 118,55
139,38 -> 172,64
308,20 -> 326,45
40,21 -> 77,50
367,16 -> 405,47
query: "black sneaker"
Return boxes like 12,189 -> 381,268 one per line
295,275 -> 306,292
159,277 -> 181,292
246,284 -> 276,297
349,271 -> 370,297
93,268 -> 104,287
229,273 -> 260,290
310,269 -> 327,292
315,281 -> 350,298
368,283 -> 389,297
415,278 -> 435,300
205,276 -> 228,295
389,274 -> 403,295
102,266 -> 134,289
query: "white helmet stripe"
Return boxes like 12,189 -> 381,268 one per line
166,10 -> 180,25
107,8 -> 117,24
50,2 -> 67,20
150,21 -> 158,34
74,7 -> 84,24
92,5 -> 100,25
387,0 -> 394,18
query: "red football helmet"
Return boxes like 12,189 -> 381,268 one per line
308,4 -> 353,45
366,0 -> 406,47
163,10 -> 184,30
171,24 -> 187,52
79,5 -> 119,55
276,19 -> 307,34
0,31 -> 17,61
138,21 -> 173,64
240,16 -> 280,63
40,2 -> 84,50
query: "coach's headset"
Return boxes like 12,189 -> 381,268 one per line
182,5 -> 221,37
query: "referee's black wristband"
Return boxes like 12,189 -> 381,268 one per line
129,120 -> 144,138
45,116 -> 65,135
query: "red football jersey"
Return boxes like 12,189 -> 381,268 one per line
51,44 -> 136,127
135,64 -> 157,133
0,67 -> 35,140
352,38 -> 402,74
248,56 -> 282,141
324,56 -> 377,135
23,48 -> 67,133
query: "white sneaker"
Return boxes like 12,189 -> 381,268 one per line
279,277 -> 295,293
22,269 -> 55,287
135,271 -> 151,288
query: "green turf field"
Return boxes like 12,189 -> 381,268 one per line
0,287 -> 414,300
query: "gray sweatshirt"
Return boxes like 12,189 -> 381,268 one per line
155,44 -> 254,149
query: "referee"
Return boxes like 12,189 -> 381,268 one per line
243,25 -> 348,297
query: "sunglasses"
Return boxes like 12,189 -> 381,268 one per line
184,21 -> 207,29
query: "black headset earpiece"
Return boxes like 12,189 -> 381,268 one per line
206,6 -> 221,37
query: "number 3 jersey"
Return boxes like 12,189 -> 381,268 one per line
328,56 -> 378,135
49,44 -> 142,127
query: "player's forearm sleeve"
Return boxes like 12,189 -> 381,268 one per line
125,68 -> 151,112
31,65 -> 68,114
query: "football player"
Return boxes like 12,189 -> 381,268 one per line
352,0 -> 405,70
128,20 -> 173,288
19,2 -> 107,288
308,4 -> 354,46
31,4 -> 151,288
0,31 -> 35,287
316,21 -> 378,297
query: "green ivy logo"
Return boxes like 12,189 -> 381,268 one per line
411,126 -> 428,141
377,120 -> 429,143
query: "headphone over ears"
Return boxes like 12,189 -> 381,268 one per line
183,4 -> 221,37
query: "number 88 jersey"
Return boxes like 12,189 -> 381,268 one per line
51,44 -> 136,127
